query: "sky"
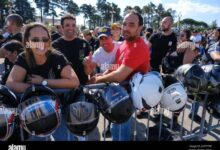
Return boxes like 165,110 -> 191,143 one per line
32,0 -> 220,26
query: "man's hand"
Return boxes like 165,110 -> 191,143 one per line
27,74 -> 44,85
87,74 -> 103,84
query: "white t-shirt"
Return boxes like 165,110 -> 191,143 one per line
92,42 -> 121,73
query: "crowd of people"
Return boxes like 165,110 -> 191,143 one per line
0,10 -> 219,141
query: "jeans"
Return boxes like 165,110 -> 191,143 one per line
28,116 -> 75,141
111,117 -> 132,141
190,102 -> 200,115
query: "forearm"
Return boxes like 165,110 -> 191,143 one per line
210,52 -> 220,62
96,70 -> 125,83
47,78 -> 79,89
6,81 -> 31,93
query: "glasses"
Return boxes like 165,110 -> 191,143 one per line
30,38 -> 50,43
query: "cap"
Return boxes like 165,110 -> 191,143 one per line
98,27 -> 111,39
83,29 -> 91,35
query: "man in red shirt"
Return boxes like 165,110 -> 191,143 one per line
90,11 -> 149,84
90,10 -> 150,141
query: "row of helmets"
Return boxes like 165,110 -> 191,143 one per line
130,71 -> 187,113
130,64 -> 220,121
0,83 -> 135,141
174,64 -> 220,93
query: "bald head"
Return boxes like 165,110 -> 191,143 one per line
161,16 -> 173,33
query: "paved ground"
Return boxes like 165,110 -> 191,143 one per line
0,58 -> 219,141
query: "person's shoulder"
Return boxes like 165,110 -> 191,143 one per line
208,42 -> 219,53
75,37 -> 87,43
93,47 -> 104,55
49,50 -> 65,57
17,51 -> 25,58
52,37 -> 64,46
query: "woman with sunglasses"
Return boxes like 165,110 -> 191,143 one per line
177,29 -> 199,64
6,23 -> 79,93
6,23 -> 80,141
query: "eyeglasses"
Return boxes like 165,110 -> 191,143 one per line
30,38 -> 50,43
180,34 -> 185,37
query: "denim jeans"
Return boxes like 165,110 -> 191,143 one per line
111,117 -> 132,141
28,116 -> 75,141
190,102 -> 200,115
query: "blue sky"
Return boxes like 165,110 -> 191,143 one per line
32,0 -> 220,26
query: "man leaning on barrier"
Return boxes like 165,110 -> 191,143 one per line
88,10 -> 150,141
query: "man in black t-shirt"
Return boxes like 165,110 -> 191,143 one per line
52,14 -> 90,85
148,16 -> 177,72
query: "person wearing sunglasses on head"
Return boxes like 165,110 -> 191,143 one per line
6,23 -> 80,141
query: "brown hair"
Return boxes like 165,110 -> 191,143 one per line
23,23 -> 53,68
6,14 -> 23,27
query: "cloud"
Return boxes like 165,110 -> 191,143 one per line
165,0 -> 220,16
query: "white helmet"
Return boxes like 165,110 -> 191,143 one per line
130,71 -> 164,110
160,75 -> 187,112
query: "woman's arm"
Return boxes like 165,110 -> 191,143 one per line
6,65 -> 30,93
46,65 -> 80,89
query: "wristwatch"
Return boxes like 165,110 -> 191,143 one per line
42,80 -> 48,86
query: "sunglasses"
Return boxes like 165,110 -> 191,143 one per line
180,34 -> 185,37
30,38 -> 50,42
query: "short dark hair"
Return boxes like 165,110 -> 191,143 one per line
126,10 -> 143,26
6,14 -> 23,27
182,29 -> 191,41
2,40 -> 23,54
61,14 -> 76,26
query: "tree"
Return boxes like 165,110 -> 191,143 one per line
210,20 -> 218,29
80,4 -> 96,28
34,0 -> 49,22
66,0 -> 80,15
0,0 -> 10,28
14,0 -> 36,23
123,6 -> 133,16
133,6 -> 142,14
180,18 -> 209,30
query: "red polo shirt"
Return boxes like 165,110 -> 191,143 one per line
115,37 -> 150,79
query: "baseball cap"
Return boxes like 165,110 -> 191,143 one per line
98,27 -> 111,39
83,29 -> 91,35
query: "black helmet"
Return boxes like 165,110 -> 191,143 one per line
0,84 -> 18,141
64,88 -> 100,136
18,85 -> 61,137
162,56 -> 177,74
96,84 -> 134,124
206,94 -> 220,120
175,64 -> 208,93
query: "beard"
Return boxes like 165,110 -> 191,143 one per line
123,29 -> 139,41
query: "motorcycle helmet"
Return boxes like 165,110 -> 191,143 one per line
64,88 -> 100,136
175,64 -> 208,93
18,85 -> 61,137
0,84 -> 18,141
130,72 -> 164,110
96,83 -> 134,124
160,75 -> 187,112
